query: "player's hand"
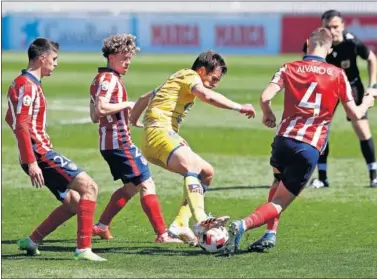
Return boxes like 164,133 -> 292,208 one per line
366,88 -> 377,98
239,104 -> 256,119
131,119 -> 144,128
262,112 -> 276,128
28,162 -> 44,188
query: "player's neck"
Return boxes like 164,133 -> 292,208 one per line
306,51 -> 326,59
26,64 -> 42,80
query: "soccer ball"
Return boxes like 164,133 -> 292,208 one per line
198,226 -> 229,253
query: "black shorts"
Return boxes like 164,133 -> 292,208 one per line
270,136 -> 320,196
100,145 -> 151,186
335,78 -> 367,121
21,150 -> 83,201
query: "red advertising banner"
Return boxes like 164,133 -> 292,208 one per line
281,15 -> 377,53
151,24 -> 199,46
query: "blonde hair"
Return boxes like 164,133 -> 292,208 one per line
102,33 -> 140,58
308,27 -> 333,49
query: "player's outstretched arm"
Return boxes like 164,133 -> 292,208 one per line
260,83 -> 281,128
342,88 -> 376,121
191,84 -> 255,118
95,96 -> 134,117
129,91 -> 153,127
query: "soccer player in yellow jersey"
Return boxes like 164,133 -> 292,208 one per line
130,51 -> 255,244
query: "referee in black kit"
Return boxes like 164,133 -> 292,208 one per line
303,10 -> 377,188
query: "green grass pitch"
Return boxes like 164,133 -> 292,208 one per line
1,52 -> 377,278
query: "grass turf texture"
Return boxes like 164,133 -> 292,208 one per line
1,52 -> 377,278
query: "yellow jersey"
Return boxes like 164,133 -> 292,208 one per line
143,69 -> 202,132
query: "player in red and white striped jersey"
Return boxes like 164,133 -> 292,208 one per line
271,56 -> 353,152
90,67 -> 133,150
89,34 -> 186,244
6,38 -> 106,261
6,72 -> 53,163
224,27 -> 377,255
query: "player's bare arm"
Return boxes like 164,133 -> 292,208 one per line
95,95 -> 134,117
342,89 -> 376,121
191,84 -> 255,118
129,90 -> 153,127
367,51 -> 377,87
260,83 -> 281,128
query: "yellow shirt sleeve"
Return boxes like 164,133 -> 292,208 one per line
183,72 -> 203,93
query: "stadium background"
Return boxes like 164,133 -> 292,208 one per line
2,2 -> 377,278
2,2 -> 377,54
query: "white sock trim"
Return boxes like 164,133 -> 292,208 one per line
317,163 -> 327,171
367,162 -> 377,170
97,222 -> 108,230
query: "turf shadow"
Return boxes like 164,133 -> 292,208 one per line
207,185 -> 270,191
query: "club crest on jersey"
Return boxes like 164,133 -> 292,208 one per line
101,81 -> 110,91
341,60 -> 351,69
23,95 -> 32,106
332,51 -> 337,58
188,184 -> 203,195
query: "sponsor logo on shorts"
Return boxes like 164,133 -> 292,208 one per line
140,155 -> 148,165
67,162 -> 78,171
188,183 -> 203,195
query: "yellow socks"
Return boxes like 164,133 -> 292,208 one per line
183,173 -> 206,223
172,199 -> 192,227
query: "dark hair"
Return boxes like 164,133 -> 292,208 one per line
191,50 -> 227,75
321,10 -> 342,21
28,38 -> 59,61
308,27 -> 333,48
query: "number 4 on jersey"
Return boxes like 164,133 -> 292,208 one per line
298,82 -> 322,117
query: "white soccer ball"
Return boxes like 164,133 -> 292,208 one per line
198,226 -> 229,253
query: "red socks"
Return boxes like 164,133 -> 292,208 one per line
266,187 -> 280,232
99,188 -> 130,226
243,202 -> 280,231
77,199 -> 96,249
140,194 -> 166,235
29,204 -> 75,244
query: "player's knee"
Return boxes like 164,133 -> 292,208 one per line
138,178 -> 156,197
121,184 -> 139,199
168,147 -> 201,174
83,179 -> 98,201
71,173 -> 98,201
273,173 -> 281,188
63,190 -> 80,214
200,163 -> 214,186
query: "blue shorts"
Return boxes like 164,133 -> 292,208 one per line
100,145 -> 151,186
21,150 -> 83,201
270,136 -> 319,196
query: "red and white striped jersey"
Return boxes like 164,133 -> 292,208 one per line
5,70 -> 53,164
90,68 -> 133,150
271,55 -> 354,151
